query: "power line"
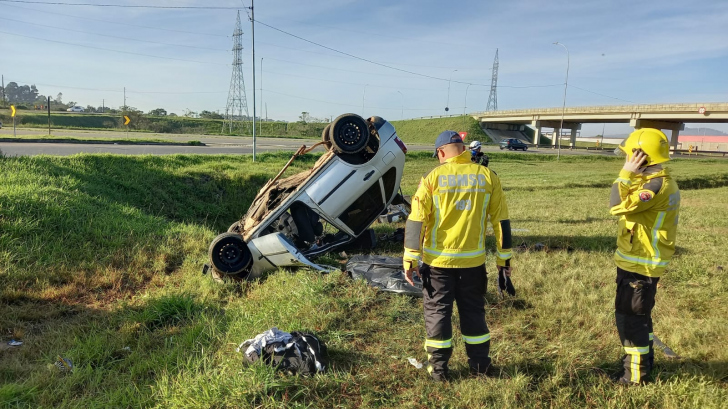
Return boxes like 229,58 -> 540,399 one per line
265,69 -> 560,92
0,3 -> 228,37
258,40 -> 486,71
264,89 -> 441,111
0,0 -> 239,9
0,17 -> 230,52
269,17 -> 478,49
257,19 -> 631,101
0,30 -> 228,66
265,57 -> 418,80
264,69 -> 442,91
570,85 -> 634,103
256,19 -> 487,86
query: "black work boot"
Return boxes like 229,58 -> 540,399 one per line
428,365 -> 449,382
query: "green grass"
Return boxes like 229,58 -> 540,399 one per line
0,135 -> 199,145
390,115 -> 488,145
0,109 -> 324,138
1,151 -> 727,408
2,109 -> 485,144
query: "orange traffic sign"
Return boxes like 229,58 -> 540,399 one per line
124,115 -> 131,125
10,105 -> 16,117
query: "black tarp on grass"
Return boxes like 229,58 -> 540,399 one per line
346,255 -> 423,297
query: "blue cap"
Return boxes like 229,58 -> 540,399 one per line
435,130 -> 463,149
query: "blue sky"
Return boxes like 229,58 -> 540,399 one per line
1,0 -> 727,134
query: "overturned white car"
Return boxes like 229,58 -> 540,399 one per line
206,114 -> 408,281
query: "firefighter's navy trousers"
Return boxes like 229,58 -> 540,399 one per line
615,268 -> 659,383
421,263 -> 491,377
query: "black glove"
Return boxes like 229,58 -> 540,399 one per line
497,266 -> 516,297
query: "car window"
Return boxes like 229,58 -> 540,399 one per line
338,179 -> 386,235
381,167 -> 397,203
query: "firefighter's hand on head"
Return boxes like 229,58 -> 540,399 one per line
404,263 -> 420,286
623,149 -> 647,174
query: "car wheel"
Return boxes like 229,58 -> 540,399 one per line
227,221 -> 243,234
321,124 -> 332,147
508,146 -> 513,150
330,113 -> 370,154
500,146 -> 504,150
209,232 -> 252,277
523,146 -> 528,151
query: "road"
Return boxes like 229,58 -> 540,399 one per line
0,127 -> 439,156
0,127 -> 710,159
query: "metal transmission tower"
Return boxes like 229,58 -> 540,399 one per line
486,49 -> 499,112
222,11 -> 251,134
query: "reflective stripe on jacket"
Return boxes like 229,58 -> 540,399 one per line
610,168 -> 680,277
403,150 -> 512,269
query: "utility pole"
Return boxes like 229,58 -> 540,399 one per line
123,87 -> 126,111
463,83 -> 472,129
260,57 -> 263,137
1,75 -> 5,107
446,69 -> 457,114
102,99 -> 105,114
47,96 -> 51,135
251,0 -> 257,161
553,42 -> 570,161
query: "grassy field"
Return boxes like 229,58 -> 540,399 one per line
1,109 -> 487,143
0,135 -> 204,146
390,116 -> 488,145
0,110 -> 323,138
1,151 -> 727,408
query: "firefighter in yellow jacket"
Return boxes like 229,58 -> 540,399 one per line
403,131 -> 512,381
610,128 -> 680,385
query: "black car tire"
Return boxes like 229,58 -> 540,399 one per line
209,232 -> 252,277
500,146 -> 504,150
523,146 -> 528,151
330,114 -> 370,154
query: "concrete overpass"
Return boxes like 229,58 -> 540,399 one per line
473,103 -> 728,149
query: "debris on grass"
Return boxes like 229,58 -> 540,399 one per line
7,340 -> 23,347
54,356 -> 74,373
407,357 -> 423,369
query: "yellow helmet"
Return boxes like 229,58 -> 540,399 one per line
617,128 -> 671,165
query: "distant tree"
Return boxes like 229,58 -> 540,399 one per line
183,109 -> 198,118
199,110 -> 223,120
55,92 -> 63,104
122,106 -> 142,114
148,108 -> 168,116
66,101 -> 77,108
298,111 -> 311,124
2,82 -> 41,104
85,105 -> 98,113
168,113 -> 178,117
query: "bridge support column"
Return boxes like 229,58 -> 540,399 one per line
630,119 -> 684,152
569,124 -> 579,148
531,120 -> 541,146
552,128 -> 559,147
671,128 -> 680,151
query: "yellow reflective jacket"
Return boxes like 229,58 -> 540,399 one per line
403,151 -> 512,270
610,168 -> 680,277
